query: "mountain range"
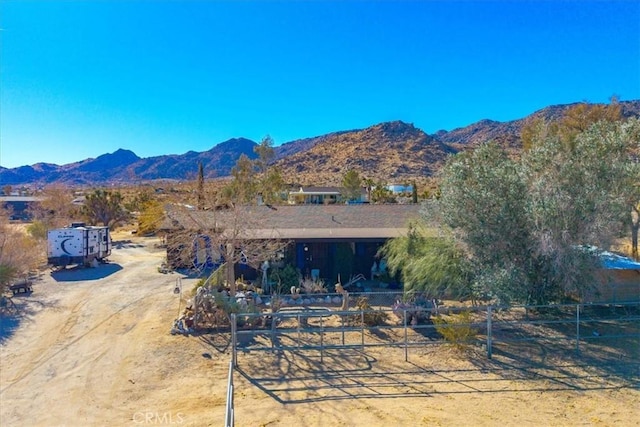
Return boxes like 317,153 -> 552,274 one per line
2,100 -> 639,187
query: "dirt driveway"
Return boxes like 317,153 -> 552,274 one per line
1,234 -> 638,426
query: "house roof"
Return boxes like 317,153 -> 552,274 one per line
162,204 -> 422,240
0,196 -> 45,203
288,186 -> 342,195
600,251 -> 640,270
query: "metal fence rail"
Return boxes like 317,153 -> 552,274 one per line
223,301 -> 639,425
224,359 -> 234,427
229,301 -> 640,366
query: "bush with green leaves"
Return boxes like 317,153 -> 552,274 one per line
268,264 -> 300,294
395,117 -> 640,305
351,296 -> 388,326
433,310 -> 478,350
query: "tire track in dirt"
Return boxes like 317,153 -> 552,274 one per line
58,298 -> 88,336
0,287 -> 167,395
0,294 -> 90,388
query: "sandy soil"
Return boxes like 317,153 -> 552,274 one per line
1,234 -> 638,427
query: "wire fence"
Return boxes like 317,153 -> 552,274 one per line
228,300 -> 640,367
222,298 -> 639,425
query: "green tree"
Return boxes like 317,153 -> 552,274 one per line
0,209 -> 40,294
380,222 -> 472,300
30,186 -> 78,228
632,200 -> 640,260
261,167 -> 285,204
370,181 -> 395,204
438,143 -> 534,304
137,199 -> 165,235
363,177 -> 375,202
82,189 -> 129,227
521,98 -> 623,152
223,154 -> 257,204
555,99 -> 622,150
26,220 -> 48,240
124,187 -> 155,212
411,181 -> 418,204
342,169 -> 362,202
622,120 -> 640,259
431,118 -> 638,305
254,135 -> 275,174
171,139 -> 287,295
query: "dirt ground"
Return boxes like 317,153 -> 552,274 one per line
1,233 -> 638,427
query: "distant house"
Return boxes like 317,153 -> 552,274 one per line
0,196 -> 45,220
287,186 -> 368,205
386,184 -> 414,194
160,204 -> 421,284
72,196 -> 86,206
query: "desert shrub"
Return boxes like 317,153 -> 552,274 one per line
391,293 -> 436,325
190,277 -> 208,296
351,296 -> 388,326
0,216 -> 41,293
26,220 -> 47,240
268,264 -> 300,294
433,310 -> 477,350
392,300 -> 432,325
299,277 -> 327,294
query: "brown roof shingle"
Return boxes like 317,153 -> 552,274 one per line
163,204 -> 422,240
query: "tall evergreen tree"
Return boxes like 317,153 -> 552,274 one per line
197,162 -> 205,210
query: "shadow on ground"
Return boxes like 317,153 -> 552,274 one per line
112,239 -> 147,249
0,293 -> 51,344
235,342 -> 639,405
51,263 -> 123,282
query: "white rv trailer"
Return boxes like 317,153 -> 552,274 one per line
47,223 -> 111,267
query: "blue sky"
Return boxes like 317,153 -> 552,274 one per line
1,1 -> 638,169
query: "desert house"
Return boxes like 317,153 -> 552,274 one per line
159,204 -> 639,299
287,186 -> 368,205
386,184 -> 414,194
160,203 -> 421,287
0,196 -> 45,220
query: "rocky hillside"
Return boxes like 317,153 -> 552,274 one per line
0,138 -> 258,186
435,100 -> 640,150
275,121 -> 455,185
2,100 -> 638,186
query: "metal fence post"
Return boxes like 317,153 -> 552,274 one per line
320,314 -> 324,364
486,306 -> 492,359
361,310 -> 365,350
341,313 -> 345,345
271,312 -> 277,353
403,308 -> 408,362
576,304 -> 580,354
225,360 -> 234,427
297,313 -> 301,349
231,313 -> 237,368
